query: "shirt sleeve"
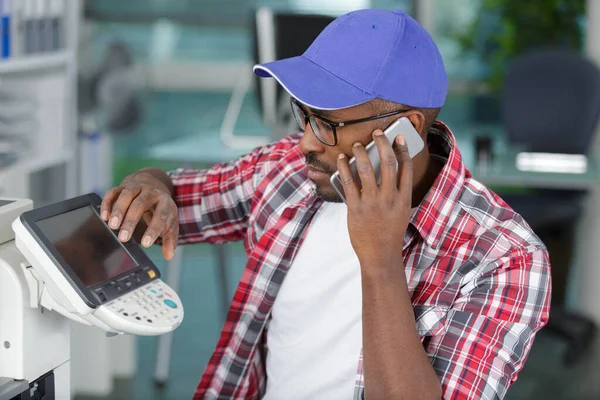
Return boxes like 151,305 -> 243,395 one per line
167,143 -> 277,245
425,246 -> 551,400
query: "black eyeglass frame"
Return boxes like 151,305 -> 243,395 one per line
290,97 -> 414,146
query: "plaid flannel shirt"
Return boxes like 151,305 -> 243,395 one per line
169,122 -> 551,400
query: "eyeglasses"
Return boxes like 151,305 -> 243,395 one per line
290,97 -> 414,146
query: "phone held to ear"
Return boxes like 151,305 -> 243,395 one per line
330,117 -> 425,203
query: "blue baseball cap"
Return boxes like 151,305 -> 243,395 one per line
253,9 -> 447,110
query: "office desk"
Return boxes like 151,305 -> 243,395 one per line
454,135 -> 600,190
147,132 -> 259,166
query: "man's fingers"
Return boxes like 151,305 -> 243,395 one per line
101,186 -> 124,221
141,200 -> 178,260
373,130 -> 398,193
141,201 -> 170,247
118,190 -> 160,242
108,187 -> 142,230
352,142 -> 377,197
142,211 -> 153,227
336,153 -> 360,204
160,220 -> 179,261
393,135 -> 414,199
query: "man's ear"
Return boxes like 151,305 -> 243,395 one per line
406,112 -> 427,138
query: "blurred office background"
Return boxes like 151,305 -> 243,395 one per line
2,0 -> 600,399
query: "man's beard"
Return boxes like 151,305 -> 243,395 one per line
314,185 -> 344,203
305,153 -> 344,203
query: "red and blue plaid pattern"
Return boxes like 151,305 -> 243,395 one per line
169,122 -> 551,399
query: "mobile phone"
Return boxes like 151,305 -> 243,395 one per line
329,117 -> 424,202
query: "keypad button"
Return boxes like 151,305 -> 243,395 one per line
163,299 -> 177,309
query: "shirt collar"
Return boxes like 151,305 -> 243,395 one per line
409,121 -> 468,249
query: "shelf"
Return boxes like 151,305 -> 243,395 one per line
0,51 -> 71,74
0,148 -> 75,177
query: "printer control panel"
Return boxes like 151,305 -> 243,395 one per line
101,280 -> 183,334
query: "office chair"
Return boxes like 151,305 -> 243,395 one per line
499,49 -> 600,365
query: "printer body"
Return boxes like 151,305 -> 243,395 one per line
0,194 -> 184,399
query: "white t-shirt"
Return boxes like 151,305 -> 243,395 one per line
263,201 -> 363,400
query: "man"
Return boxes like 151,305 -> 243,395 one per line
101,9 -> 551,400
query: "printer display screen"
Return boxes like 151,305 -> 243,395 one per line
36,206 -> 138,287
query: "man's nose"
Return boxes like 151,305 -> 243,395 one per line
299,123 -> 325,155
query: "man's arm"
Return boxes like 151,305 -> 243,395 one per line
335,130 -> 550,399
336,131 -> 442,399
102,137 -> 295,260
361,260 -> 442,400
361,245 -> 551,400
167,141 -> 283,245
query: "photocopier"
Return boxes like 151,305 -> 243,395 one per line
0,193 -> 184,399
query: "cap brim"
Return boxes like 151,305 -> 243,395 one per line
253,55 -> 375,110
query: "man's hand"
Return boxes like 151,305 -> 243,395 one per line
100,168 -> 178,260
339,131 -> 442,399
337,129 -> 413,266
